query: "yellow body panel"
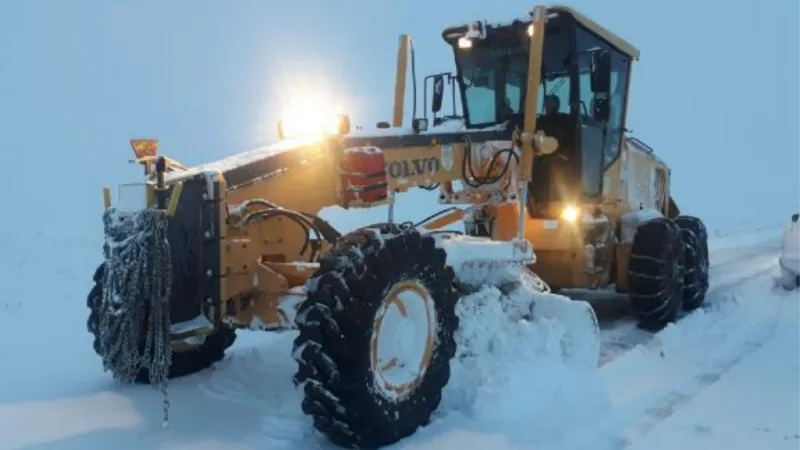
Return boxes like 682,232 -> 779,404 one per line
515,137 -> 672,291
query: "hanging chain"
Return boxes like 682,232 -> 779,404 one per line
98,207 -> 173,425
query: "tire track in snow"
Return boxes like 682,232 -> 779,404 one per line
617,336 -> 768,448
567,267 -> 787,450
608,287 -> 787,450
596,247 -> 779,367
565,288 -> 782,450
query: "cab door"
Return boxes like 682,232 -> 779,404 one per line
577,48 -> 609,202
575,24 -> 630,202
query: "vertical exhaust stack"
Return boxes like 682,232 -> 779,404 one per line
392,34 -> 410,128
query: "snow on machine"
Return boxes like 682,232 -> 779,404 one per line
87,5 -> 709,449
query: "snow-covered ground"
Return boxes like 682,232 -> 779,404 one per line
0,219 -> 796,450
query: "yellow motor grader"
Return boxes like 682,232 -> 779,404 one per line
88,5 -> 709,449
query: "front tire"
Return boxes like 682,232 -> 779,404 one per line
675,215 -> 709,310
86,264 -> 236,384
292,226 -> 459,449
628,218 -> 685,331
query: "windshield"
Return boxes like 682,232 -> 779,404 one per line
458,46 -> 527,126
455,22 -> 571,128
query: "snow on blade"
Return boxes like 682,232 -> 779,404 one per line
434,233 -> 535,268
442,276 -> 607,444
426,232 -> 606,444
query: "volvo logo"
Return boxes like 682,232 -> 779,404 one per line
385,157 -> 442,178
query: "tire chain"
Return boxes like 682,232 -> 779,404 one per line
97,208 -> 173,425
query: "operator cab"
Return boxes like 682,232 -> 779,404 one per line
441,6 -> 640,215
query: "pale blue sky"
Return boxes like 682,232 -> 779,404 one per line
0,0 -> 797,241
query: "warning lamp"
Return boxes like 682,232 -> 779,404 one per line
561,205 -> 580,223
277,113 -> 351,140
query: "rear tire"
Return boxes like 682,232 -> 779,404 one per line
675,215 -> 709,310
628,218 -> 685,331
292,226 -> 459,449
86,264 -> 236,384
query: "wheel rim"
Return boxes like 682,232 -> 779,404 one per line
370,280 -> 437,400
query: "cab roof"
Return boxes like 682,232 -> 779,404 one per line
442,5 -> 641,61
549,5 -> 640,61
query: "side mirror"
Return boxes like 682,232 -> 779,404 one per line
431,75 -> 445,114
590,50 -> 611,94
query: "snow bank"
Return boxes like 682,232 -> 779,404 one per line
433,262 -> 608,445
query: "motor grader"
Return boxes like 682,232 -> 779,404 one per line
87,4 -> 709,449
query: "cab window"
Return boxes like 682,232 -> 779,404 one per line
576,26 -> 629,165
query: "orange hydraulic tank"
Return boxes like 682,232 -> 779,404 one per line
343,147 -> 388,203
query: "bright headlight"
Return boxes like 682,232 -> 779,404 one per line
277,111 -> 350,140
561,205 -> 580,223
